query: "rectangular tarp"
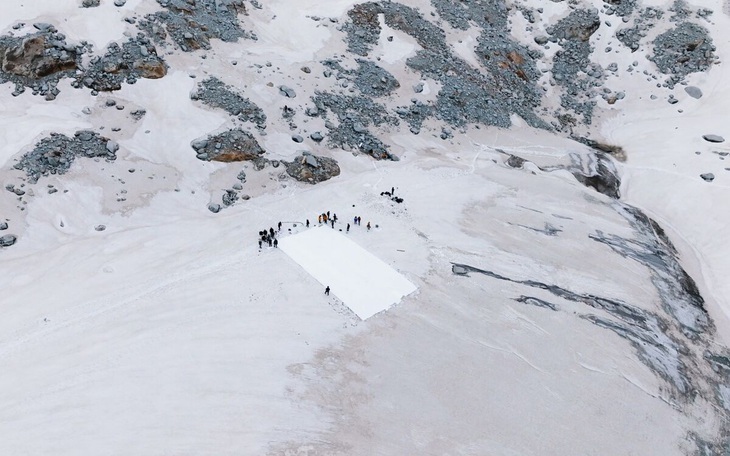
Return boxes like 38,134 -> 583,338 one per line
279,226 -> 417,319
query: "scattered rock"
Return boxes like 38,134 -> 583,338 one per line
130,109 -> 146,120
506,154 -> 526,168
138,0 -> 254,52
650,22 -> 715,88
15,130 -> 117,182
192,77 -> 266,127
208,203 -> 221,213
292,134 -> 303,143
310,91 -> 399,160
354,59 -> 400,97
684,86 -> 703,99
106,140 -> 119,153
279,85 -> 297,98
81,0 -> 100,7
703,134 -> 724,143
95,224 -> 106,231
0,222 -> 7,230
222,190 -> 239,206
344,1 -> 548,130
78,38 -> 167,91
0,234 -> 16,247
700,173 -> 715,182
548,8 -> 602,124
0,31 -> 80,98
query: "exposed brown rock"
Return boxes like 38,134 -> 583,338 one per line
2,35 -> 77,79
192,129 -> 265,162
133,59 -> 167,79
284,153 -> 340,184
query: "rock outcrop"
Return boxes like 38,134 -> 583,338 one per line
192,130 -> 265,162
284,152 -> 340,184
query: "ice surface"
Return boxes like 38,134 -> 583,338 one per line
279,226 -> 417,319
1,0 -> 729,453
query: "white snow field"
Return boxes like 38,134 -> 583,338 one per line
1,0 -> 730,454
280,226 -> 417,319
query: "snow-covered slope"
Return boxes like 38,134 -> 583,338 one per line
1,0 -> 729,454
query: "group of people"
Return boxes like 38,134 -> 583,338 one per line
258,226 -> 280,249
255,187 -> 400,300
257,211 -> 375,251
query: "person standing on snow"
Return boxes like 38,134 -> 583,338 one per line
274,238 -> 278,248
367,222 -> 371,231
346,223 -> 350,233
325,286 -> 330,295
306,219 -> 310,228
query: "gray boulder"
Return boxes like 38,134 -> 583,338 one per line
684,86 -> 703,99
279,85 -> 296,98
700,173 -> 715,182
106,140 -> 120,153
0,234 -> 17,247
305,155 -> 319,167
285,153 -> 340,184
703,134 -> 725,143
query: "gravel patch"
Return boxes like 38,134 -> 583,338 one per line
77,36 -> 167,91
14,130 -> 118,182
310,91 -> 399,160
547,8 -> 602,124
354,59 -> 400,97
191,77 -> 266,128
344,1 -> 548,129
650,22 -> 715,88
139,0 -> 255,52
